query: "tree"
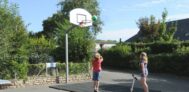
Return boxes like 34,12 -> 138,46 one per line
137,15 -> 161,42
0,0 -> 28,79
36,12 -> 66,39
53,21 -> 95,62
158,9 -> 177,42
28,36 -> 56,64
38,0 -> 103,39
136,9 -> 176,42
36,0 -> 101,62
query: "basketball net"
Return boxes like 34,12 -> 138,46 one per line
79,20 -> 92,27
79,21 -> 85,27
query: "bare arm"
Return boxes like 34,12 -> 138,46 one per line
91,59 -> 94,70
100,56 -> 103,62
140,62 -> 145,76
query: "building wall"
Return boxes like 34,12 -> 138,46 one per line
95,43 -> 116,51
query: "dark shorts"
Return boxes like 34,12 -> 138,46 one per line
93,71 -> 100,81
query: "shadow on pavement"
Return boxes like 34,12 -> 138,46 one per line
50,82 -> 161,92
100,83 -> 161,92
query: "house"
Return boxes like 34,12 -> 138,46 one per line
95,43 -> 116,51
170,18 -> 189,40
127,18 -> 189,42
94,40 -> 117,52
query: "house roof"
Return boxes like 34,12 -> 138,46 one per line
170,18 -> 189,40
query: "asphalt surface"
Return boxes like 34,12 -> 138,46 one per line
1,69 -> 189,92
0,85 -> 68,92
101,70 -> 189,92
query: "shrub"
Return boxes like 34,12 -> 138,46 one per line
27,62 -> 89,76
102,44 -> 135,69
103,42 -> 189,76
148,53 -> 189,76
175,46 -> 189,54
149,42 -> 179,54
28,63 -> 45,76
0,60 -> 28,79
181,41 -> 189,47
69,62 -> 89,74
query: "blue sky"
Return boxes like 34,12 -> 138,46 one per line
8,0 -> 189,41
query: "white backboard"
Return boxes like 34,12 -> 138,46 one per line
69,8 -> 92,27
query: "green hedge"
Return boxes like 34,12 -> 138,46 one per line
148,53 -> 189,76
28,63 -> 45,76
128,43 -> 151,54
181,41 -> 189,47
149,42 -> 179,54
103,42 -> 189,76
0,60 -> 28,79
102,44 -> 136,69
28,62 -> 89,76
127,42 -> 185,54
103,52 -> 189,76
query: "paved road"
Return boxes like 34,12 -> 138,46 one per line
101,69 -> 189,92
0,85 -> 68,92
1,69 -> 189,92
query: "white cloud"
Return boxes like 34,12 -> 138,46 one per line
116,0 -> 167,12
118,6 -> 143,12
167,14 -> 189,21
176,4 -> 189,9
97,28 -> 139,41
150,0 -> 166,4
58,0 -> 65,2
135,0 -> 166,8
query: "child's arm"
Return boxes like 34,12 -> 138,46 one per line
91,59 -> 94,70
100,56 -> 103,62
140,62 -> 145,77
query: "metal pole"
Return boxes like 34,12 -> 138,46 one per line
65,33 -> 69,83
64,25 -> 76,83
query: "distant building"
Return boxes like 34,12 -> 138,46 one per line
126,18 -> 189,42
95,43 -> 116,51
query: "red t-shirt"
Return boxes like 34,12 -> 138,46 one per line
92,58 -> 103,72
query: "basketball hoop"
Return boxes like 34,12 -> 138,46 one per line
65,8 -> 93,83
79,20 -> 92,27
79,21 -> 85,27
70,8 -> 92,27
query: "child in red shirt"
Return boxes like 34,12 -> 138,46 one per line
92,53 -> 103,92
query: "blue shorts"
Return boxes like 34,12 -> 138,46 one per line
93,71 -> 100,81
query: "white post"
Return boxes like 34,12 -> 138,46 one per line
65,33 -> 69,83
46,67 -> 47,76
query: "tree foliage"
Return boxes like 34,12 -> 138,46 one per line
137,15 -> 161,41
28,36 -> 56,64
136,9 -> 177,42
35,0 -> 101,62
0,0 -> 101,79
0,0 -> 28,79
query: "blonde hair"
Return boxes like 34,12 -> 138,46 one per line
140,52 -> 148,63
95,53 -> 101,59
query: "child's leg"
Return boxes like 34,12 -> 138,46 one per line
143,77 -> 149,92
93,72 -> 98,91
140,77 -> 148,92
96,72 -> 100,91
93,81 -> 96,90
96,80 -> 99,91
